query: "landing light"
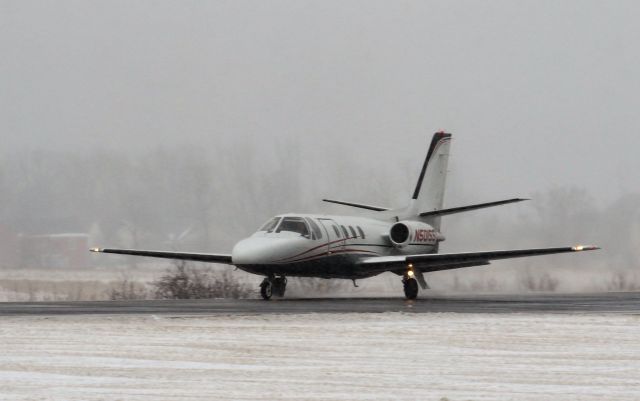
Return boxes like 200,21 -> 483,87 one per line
572,245 -> 584,251
407,270 -> 415,278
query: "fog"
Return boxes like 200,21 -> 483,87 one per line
1,1 -> 638,294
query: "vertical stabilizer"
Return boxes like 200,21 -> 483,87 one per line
409,132 -> 452,228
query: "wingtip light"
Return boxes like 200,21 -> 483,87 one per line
90,248 -> 102,253
572,245 -> 600,251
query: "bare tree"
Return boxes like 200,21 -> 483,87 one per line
153,261 -> 252,299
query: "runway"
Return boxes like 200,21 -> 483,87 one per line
3,294 -> 640,400
1,292 -> 639,316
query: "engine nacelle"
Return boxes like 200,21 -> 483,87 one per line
389,221 -> 443,248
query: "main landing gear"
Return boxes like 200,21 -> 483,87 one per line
260,276 -> 287,300
402,271 -> 419,300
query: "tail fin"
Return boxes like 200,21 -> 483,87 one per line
409,132 -> 452,228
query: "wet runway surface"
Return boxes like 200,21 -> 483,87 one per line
1,292 -> 639,316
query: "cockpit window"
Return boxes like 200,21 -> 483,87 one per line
276,217 -> 310,238
259,217 -> 281,232
305,218 -> 323,240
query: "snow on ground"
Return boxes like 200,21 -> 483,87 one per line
1,312 -> 639,401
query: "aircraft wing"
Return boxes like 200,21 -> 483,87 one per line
90,248 -> 234,265
357,245 -> 599,274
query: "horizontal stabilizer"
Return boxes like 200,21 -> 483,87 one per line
322,199 -> 389,212
419,198 -> 528,218
90,248 -> 234,265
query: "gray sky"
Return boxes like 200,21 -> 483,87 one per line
2,0 -> 639,203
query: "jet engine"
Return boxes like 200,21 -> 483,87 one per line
389,221 -> 442,248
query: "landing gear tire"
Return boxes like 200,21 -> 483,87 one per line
273,277 -> 287,298
403,277 -> 419,300
260,279 -> 273,300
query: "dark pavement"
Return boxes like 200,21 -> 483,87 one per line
1,292 -> 639,316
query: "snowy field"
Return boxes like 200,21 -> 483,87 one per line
1,312 -> 639,401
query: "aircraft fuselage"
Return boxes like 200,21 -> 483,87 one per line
232,213 -> 440,279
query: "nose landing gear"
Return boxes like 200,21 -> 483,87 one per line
260,279 -> 273,300
260,276 -> 287,300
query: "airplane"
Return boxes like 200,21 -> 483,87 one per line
90,132 -> 599,300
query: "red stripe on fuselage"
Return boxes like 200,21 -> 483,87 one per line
272,248 -> 380,265
273,236 -> 358,262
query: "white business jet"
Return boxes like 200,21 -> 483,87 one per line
91,132 -> 598,299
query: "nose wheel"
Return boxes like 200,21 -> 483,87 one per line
260,279 -> 273,300
260,276 -> 287,300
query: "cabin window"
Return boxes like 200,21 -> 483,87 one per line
276,217 -> 310,238
259,217 -> 280,232
348,226 -> 357,238
332,225 -> 341,238
305,218 -> 323,240
340,225 -> 349,238
357,226 -> 366,239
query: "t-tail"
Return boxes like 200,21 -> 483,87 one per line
400,132 -> 527,227
323,131 -> 528,226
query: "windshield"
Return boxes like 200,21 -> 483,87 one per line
275,217 -> 310,238
259,217 -> 280,232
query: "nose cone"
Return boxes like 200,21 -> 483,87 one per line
232,237 -> 294,265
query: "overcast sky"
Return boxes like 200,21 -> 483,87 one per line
1,0 -> 638,204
